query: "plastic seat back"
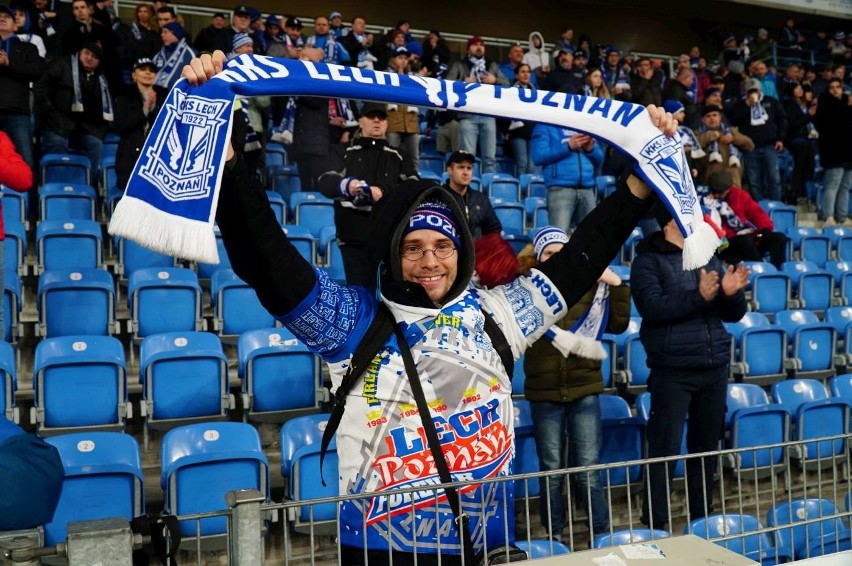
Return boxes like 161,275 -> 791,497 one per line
38,268 -> 116,337
211,269 -> 275,337
162,423 -> 268,537
44,432 -> 143,546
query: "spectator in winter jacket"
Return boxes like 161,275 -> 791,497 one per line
499,43 -> 525,87
706,171 -> 787,268
0,4 -> 43,176
0,131 -> 32,337
446,36 -> 509,174
35,42 -> 113,174
728,78 -> 788,202
531,124 -> 603,233
600,45 -> 631,101
443,150 -> 502,240
694,104 -> 754,188
544,49 -> 583,94
0,417 -> 63,531
114,58 -> 167,190
385,46 -> 420,171
815,78 -> 852,226
631,56 -> 663,107
631,200 -> 748,531
318,102 -> 418,289
193,12 -> 232,54
520,227 -> 630,540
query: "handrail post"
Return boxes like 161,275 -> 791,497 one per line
226,489 -> 265,565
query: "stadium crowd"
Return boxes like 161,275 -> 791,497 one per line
1,0 -> 852,558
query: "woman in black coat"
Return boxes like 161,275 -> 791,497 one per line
114,58 -> 167,190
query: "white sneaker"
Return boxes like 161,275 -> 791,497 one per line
825,216 -> 837,227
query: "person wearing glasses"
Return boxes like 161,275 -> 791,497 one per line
182,51 -> 678,566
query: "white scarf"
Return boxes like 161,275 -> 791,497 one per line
109,56 -> 719,268
749,92 -> 769,126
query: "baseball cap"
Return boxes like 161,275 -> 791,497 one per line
708,171 -> 734,194
212,12 -> 226,19
446,150 -> 476,165
392,45 -> 409,57
232,5 -> 250,15
467,35 -> 485,49
360,102 -> 388,118
0,5 -> 12,17
745,77 -> 762,92
573,50 -> 587,59
265,14 -> 279,26
285,16 -> 303,29
133,57 -> 158,71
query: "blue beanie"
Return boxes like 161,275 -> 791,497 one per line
403,201 -> 461,250
532,226 -> 569,261
663,99 -> 684,115
163,22 -> 186,41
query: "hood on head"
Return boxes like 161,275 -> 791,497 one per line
367,180 -> 475,308
528,31 -> 545,51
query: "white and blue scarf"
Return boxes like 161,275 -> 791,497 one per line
545,282 -> 612,360
749,93 -> 769,126
153,38 -> 196,90
697,122 -> 741,164
697,185 -> 751,234
71,54 -> 114,122
109,55 -> 719,268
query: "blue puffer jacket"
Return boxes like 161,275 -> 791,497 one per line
531,124 -> 603,189
630,232 -> 747,369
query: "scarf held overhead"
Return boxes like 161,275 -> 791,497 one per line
109,54 -> 719,267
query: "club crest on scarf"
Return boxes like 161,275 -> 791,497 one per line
137,90 -> 230,201
639,134 -> 697,220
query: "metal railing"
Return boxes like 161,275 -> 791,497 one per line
5,431 -> 848,565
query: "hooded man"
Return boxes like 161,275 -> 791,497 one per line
182,49 -> 676,566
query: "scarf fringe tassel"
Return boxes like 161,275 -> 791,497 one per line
682,220 -> 722,270
108,195 -> 220,264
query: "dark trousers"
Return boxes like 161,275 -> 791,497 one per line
340,242 -> 377,292
719,232 -> 787,269
788,139 -> 816,202
340,546 -> 462,566
641,367 -> 728,528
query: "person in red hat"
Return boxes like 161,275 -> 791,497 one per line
446,35 -> 509,175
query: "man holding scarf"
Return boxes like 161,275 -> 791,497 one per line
0,4 -> 42,177
728,78 -> 787,202
631,201 -> 748,530
177,52 -> 679,565
520,226 -> 631,542
153,22 -> 196,90
446,36 -> 509,174
35,41 -> 113,173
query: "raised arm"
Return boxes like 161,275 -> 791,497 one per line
183,52 -> 316,316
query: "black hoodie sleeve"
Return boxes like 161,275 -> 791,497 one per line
216,155 -> 316,317
536,175 -> 649,309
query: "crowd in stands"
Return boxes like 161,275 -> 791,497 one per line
2,0 -> 852,556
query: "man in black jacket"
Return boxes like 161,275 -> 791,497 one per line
630,203 -> 748,530
443,150 -> 502,239
0,5 -> 43,176
728,78 -> 788,202
35,42 -> 113,174
318,102 -> 418,289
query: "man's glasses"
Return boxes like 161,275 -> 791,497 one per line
400,243 -> 456,261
